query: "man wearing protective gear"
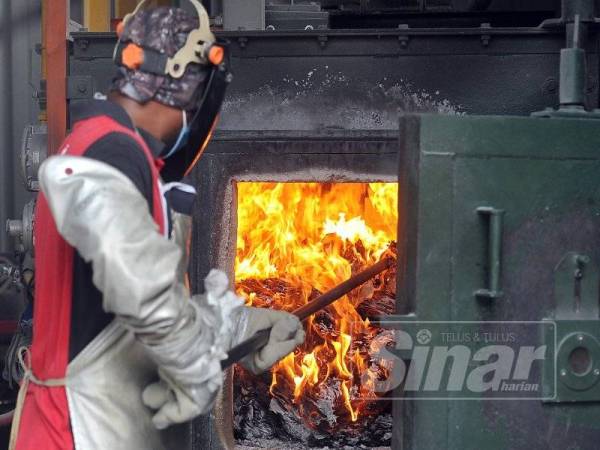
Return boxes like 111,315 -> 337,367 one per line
10,3 -> 305,449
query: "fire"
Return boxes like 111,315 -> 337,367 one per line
235,182 -> 397,429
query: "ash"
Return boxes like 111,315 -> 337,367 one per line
221,66 -> 463,131
234,367 -> 393,449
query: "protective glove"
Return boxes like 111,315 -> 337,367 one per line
141,269 -> 244,429
236,307 -> 306,375
142,270 -> 305,428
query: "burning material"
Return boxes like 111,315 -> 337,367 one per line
235,182 -> 397,443
224,258 -> 393,370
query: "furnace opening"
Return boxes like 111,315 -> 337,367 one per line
234,182 -> 398,448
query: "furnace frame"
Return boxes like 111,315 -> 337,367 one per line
188,129 -> 399,449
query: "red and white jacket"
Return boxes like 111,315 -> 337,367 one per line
13,101 -> 242,449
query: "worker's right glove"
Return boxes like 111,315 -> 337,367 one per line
234,306 -> 306,375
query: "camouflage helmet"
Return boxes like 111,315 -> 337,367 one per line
111,6 -> 210,110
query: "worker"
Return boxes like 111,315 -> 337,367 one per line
9,2 -> 305,449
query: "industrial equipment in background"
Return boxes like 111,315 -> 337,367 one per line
218,0 -> 561,30
0,123 -> 44,439
3,123 -> 41,387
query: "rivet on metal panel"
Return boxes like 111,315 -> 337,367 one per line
76,38 -> 90,51
542,77 -> 559,95
67,76 -> 94,100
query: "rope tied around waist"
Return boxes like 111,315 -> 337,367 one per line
8,347 -> 68,450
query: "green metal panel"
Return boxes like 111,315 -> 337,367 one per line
398,113 -> 600,450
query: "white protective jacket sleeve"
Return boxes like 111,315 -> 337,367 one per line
38,156 -> 245,424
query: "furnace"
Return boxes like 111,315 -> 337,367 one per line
186,130 -> 399,448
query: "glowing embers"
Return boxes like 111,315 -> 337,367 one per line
234,182 -> 397,444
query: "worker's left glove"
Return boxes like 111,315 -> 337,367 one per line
141,270 -> 305,429
234,306 -> 306,375
142,305 -> 305,427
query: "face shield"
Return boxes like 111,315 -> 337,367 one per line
161,42 -> 232,182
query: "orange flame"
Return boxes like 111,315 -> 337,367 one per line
235,182 -> 397,427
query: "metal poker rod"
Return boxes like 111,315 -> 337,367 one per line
221,256 -> 394,370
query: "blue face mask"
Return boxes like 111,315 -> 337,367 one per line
163,110 -> 190,159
